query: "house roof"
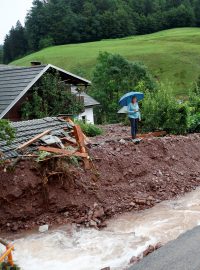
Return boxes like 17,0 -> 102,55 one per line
0,117 -> 71,159
71,89 -> 100,107
0,64 -> 92,119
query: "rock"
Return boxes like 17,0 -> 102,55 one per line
119,139 -> 126,144
11,224 -> 19,232
155,242 -> 162,250
93,207 -> 105,219
143,245 -> 155,257
89,220 -> 97,228
100,267 -> 110,270
63,211 -> 69,217
98,221 -> 107,228
39,224 -> 49,233
130,202 -> 136,207
75,216 -> 86,224
129,256 -> 140,264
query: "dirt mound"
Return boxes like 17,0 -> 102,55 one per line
1,133 -> 200,233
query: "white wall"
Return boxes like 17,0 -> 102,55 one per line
77,107 -> 94,124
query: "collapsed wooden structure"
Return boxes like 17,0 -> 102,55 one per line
0,117 -> 91,169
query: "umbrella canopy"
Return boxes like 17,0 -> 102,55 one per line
119,92 -> 144,106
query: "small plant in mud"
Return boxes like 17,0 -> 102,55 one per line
75,120 -> 102,137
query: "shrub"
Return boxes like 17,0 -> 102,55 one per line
75,121 -> 103,137
187,88 -> 200,132
188,112 -> 200,132
141,85 -> 188,134
21,73 -> 84,119
91,51 -> 156,124
0,120 -> 15,144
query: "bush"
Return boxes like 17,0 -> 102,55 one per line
188,112 -> 200,132
187,88 -> 200,132
91,52 -> 156,124
141,85 -> 188,134
75,121 -> 103,137
0,120 -> 15,144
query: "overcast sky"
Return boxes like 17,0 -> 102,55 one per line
0,0 -> 33,44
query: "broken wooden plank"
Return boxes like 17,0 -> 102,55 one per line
137,131 -> 167,139
17,130 -> 51,150
38,146 -> 88,158
73,125 -> 91,169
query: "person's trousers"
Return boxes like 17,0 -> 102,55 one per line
129,118 -> 139,139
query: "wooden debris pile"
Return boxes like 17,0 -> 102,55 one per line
4,117 -> 91,169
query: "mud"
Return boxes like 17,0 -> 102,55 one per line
1,129 -> 200,233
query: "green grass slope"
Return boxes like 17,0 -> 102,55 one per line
12,28 -> 200,96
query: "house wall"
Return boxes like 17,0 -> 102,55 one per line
4,95 -> 28,121
77,107 -> 94,124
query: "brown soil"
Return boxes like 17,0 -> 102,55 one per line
1,127 -> 200,233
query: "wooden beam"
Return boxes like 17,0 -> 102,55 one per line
17,130 -> 51,150
38,146 -> 88,158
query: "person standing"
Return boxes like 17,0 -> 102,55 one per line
127,96 -> 141,139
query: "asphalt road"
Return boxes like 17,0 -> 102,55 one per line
129,226 -> 200,270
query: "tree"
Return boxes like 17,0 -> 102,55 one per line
3,0 -> 199,59
91,52 -> 156,123
0,120 -> 15,144
3,21 -> 28,63
21,73 -> 84,119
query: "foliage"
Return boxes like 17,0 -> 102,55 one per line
75,120 -> 102,137
21,73 -> 84,119
39,36 -> 54,49
91,52 -> 156,123
3,0 -> 200,63
187,80 -> 200,132
141,85 -> 188,134
0,120 -> 15,144
3,21 -> 28,64
12,28 -> 200,96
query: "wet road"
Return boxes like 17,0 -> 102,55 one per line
130,225 -> 200,270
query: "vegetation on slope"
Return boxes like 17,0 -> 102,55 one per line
3,0 -> 200,63
12,28 -> 200,96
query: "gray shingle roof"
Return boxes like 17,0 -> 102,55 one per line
71,89 -> 100,107
0,64 -> 92,119
0,117 -> 72,159
0,65 -> 48,118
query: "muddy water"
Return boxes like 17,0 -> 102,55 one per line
11,188 -> 200,270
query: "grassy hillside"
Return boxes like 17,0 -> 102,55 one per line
12,28 -> 200,96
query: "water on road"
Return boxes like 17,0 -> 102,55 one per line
9,188 -> 200,270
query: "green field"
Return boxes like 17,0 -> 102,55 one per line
12,28 -> 200,96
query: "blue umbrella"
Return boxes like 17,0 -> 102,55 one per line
119,91 -> 144,106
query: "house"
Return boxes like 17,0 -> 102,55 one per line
0,63 -> 99,124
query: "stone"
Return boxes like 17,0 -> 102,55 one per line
101,267 -> 110,270
119,139 -> 126,144
129,256 -> 140,264
143,245 -> 155,257
39,224 -> 49,233
130,202 -> 136,207
63,211 -> 69,217
155,242 -> 162,250
89,220 -> 97,228
93,207 -> 105,219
